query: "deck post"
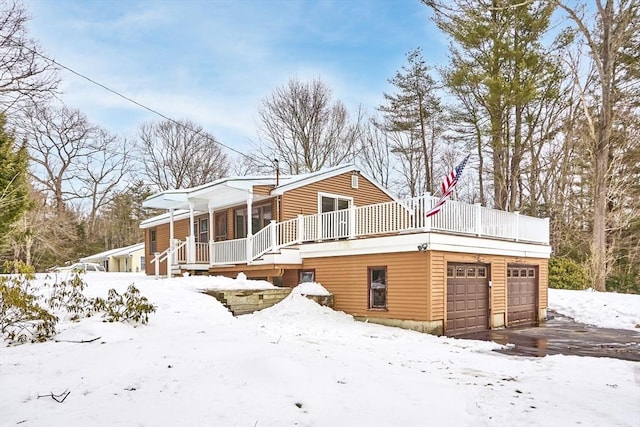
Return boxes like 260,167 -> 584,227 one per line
296,214 -> 304,243
348,205 -> 356,239
270,220 -> 278,252
544,217 -> 550,244
154,252 -> 160,279
422,193 -> 431,231
474,203 -> 482,236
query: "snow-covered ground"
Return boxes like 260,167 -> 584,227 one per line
1,273 -> 639,427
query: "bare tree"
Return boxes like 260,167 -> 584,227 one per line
0,0 -> 59,115
556,0 -> 639,290
137,118 -> 229,191
357,116 -> 393,189
256,78 -> 361,174
79,130 -> 132,238
21,104 -> 98,213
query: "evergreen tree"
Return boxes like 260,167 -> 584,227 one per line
0,114 -> 29,246
379,48 -> 441,193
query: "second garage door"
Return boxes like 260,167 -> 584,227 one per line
507,265 -> 538,326
446,263 -> 490,336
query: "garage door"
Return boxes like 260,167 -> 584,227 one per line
507,265 -> 538,326
446,263 -> 489,336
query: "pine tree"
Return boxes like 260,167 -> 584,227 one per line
0,114 -> 29,245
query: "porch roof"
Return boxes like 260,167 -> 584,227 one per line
142,176 -> 285,211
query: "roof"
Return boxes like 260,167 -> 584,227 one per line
142,164 -> 398,213
80,243 -> 145,262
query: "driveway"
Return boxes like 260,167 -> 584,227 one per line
457,310 -> 640,362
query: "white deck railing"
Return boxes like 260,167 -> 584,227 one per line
173,194 -> 550,267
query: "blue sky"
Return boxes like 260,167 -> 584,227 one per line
27,0 -> 447,153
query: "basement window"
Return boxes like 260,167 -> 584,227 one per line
368,266 -> 387,309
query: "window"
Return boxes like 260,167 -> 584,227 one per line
512,269 -> 520,277
234,203 -> 272,238
455,266 -> 465,277
215,212 -> 227,241
520,269 -> 528,277
198,218 -> 209,243
369,267 -> 387,309
299,270 -> 315,283
477,267 -> 487,278
252,203 -> 272,233
467,266 -> 477,278
507,269 -> 512,277
528,268 -> 536,278
149,229 -> 157,254
351,174 -> 359,189
235,208 -> 246,238
447,265 -> 454,278
321,195 -> 351,213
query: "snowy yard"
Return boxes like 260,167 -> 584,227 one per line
1,273 -> 639,427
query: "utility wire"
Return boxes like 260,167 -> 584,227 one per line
23,43 -> 271,168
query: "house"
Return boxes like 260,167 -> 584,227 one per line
80,243 -> 145,272
140,164 -> 551,336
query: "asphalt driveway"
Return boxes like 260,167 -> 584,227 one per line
457,310 -> 640,362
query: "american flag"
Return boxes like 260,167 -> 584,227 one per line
425,154 -> 470,218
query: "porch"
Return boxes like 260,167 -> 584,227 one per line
151,194 -> 550,278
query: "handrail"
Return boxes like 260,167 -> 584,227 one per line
151,239 -> 187,278
171,194 -> 550,270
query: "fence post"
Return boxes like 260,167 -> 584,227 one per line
154,252 -> 160,279
297,214 -> 304,243
270,220 -> 278,252
348,205 -> 356,239
474,203 -> 482,236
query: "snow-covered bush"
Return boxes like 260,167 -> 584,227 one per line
0,263 -> 57,343
93,285 -> 155,324
1,263 -> 156,345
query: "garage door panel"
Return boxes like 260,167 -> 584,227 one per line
446,263 -> 489,336
507,266 -> 538,327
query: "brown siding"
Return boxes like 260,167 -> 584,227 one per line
302,252 -> 430,322
144,223 -> 170,275
430,252 -> 445,320
253,185 -> 274,196
281,172 -> 392,220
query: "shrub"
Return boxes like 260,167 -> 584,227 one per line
46,273 -> 94,320
1,266 -> 156,345
0,263 -> 58,344
92,284 -> 156,324
606,272 -> 640,294
548,257 -> 588,290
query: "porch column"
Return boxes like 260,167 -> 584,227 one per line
168,208 -> 174,279
246,192 -> 253,264
188,201 -> 195,264
209,207 -> 214,266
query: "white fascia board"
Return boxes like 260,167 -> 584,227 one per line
271,164 -> 355,195
297,232 -> 552,259
140,210 -> 193,229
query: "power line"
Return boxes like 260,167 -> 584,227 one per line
23,43 -> 271,168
